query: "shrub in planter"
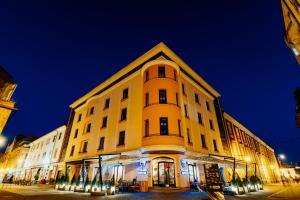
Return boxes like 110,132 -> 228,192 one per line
91,175 -> 98,192
232,177 -> 244,194
70,175 -> 76,191
64,175 -> 71,191
76,175 -> 81,189
84,175 -> 91,192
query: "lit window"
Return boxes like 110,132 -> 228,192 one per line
159,89 -> 167,104
160,117 -> 168,135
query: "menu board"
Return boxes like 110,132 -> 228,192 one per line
204,164 -> 223,192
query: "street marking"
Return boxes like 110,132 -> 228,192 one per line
267,187 -> 289,198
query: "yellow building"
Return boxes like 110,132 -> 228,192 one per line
0,135 -> 36,183
62,43 -> 227,190
0,66 -> 17,135
222,113 -> 280,183
60,43 -> 280,191
281,0 -> 300,64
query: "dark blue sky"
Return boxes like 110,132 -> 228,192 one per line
1,1 -> 299,161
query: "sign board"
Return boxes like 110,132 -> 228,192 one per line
204,164 -> 223,192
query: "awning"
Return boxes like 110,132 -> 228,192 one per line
102,155 -> 149,165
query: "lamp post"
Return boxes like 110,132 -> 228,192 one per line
277,154 -> 285,183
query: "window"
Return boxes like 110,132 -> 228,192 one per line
122,88 -> 128,100
77,114 -> 82,122
74,129 -> 79,138
201,134 -> 207,148
58,132 -> 62,140
182,84 -> 186,95
145,70 -> 149,81
86,123 -> 91,133
226,121 -> 234,140
206,101 -> 210,111
159,89 -> 167,104
104,98 -> 110,109
160,117 -> 168,135
197,113 -> 203,124
209,120 -> 214,130
187,128 -> 192,144
178,120 -> 181,137
174,70 -> 177,81
98,137 -> 105,150
121,108 -> 127,121
158,66 -> 166,78
70,145 -> 75,156
90,107 -> 94,115
118,131 -> 125,146
184,104 -> 189,117
82,141 -> 88,152
53,136 -> 56,143
145,93 -> 149,106
195,93 -> 199,104
213,139 -> 218,151
176,93 -> 179,106
53,148 -> 58,158
102,116 -> 107,128
145,120 -> 149,137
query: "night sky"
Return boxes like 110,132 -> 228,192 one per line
1,1 -> 299,162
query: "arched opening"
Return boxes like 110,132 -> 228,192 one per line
152,157 -> 175,187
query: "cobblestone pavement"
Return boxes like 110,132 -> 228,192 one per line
0,184 -> 300,199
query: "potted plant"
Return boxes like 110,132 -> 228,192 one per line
65,174 -> 71,191
84,175 -> 91,192
70,175 -> 76,191
91,175 -> 98,192
75,175 -> 81,191
232,177 -> 244,194
58,175 -> 65,190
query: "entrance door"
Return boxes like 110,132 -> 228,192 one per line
158,162 -> 175,186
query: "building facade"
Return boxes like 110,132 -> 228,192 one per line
222,113 -> 280,183
58,43 -> 280,190
0,66 -> 17,135
0,135 -> 35,182
62,43 -> 227,189
23,125 -> 66,183
281,0 -> 300,64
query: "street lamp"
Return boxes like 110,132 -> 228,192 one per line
0,135 -> 7,148
245,156 -> 251,180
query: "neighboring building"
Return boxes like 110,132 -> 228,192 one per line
0,135 -> 36,182
280,163 -> 299,180
222,113 -> 281,183
62,42 -> 227,189
281,0 -> 300,64
23,125 -> 66,183
0,66 -> 17,134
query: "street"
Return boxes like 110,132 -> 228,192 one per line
0,184 -> 300,200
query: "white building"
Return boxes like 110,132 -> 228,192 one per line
23,125 -> 66,183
